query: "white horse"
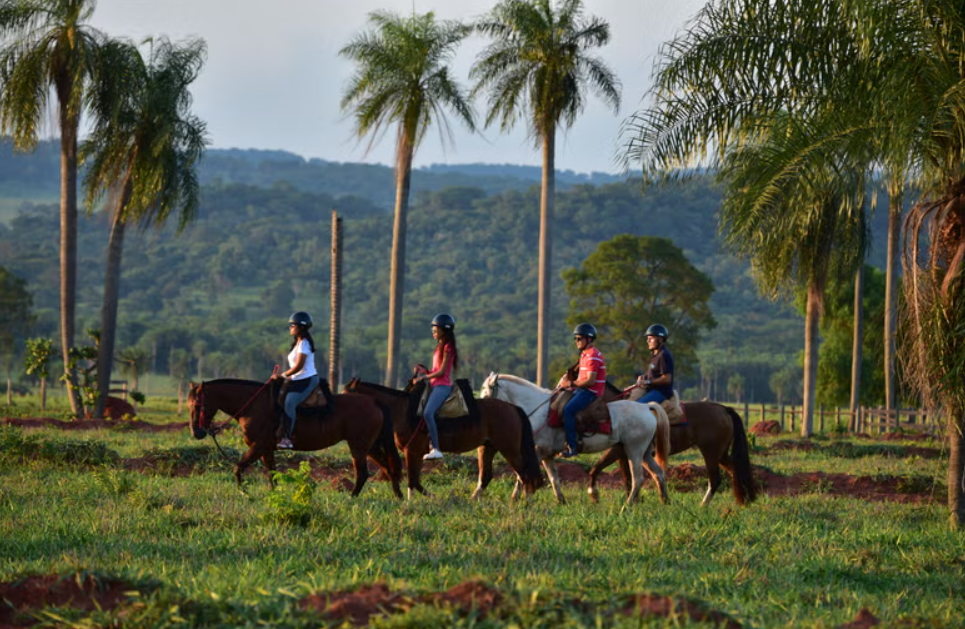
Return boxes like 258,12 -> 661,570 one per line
481,372 -> 669,505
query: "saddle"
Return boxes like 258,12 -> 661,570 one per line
417,379 -> 473,419
278,379 -> 334,415
548,389 -> 612,435
628,387 -> 686,425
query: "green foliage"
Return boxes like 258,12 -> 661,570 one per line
263,461 -> 318,527
807,265 -> 887,407
89,466 -> 135,497
130,390 -> 145,405
23,336 -> 52,379
563,235 -> 716,382
0,265 -> 34,368
0,425 -> 119,467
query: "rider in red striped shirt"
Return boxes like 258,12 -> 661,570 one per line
558,323 -> 606,457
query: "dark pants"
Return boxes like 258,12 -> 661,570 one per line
281,375 -> 318,439
562,388 -> 597,449
638,389 -> 669,404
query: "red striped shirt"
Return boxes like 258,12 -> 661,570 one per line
579,346 -> 606,396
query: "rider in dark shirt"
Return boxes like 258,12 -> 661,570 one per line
636,324 -> 674,404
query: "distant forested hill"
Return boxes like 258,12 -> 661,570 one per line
0,140 -> 895,400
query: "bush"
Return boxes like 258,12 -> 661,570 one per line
263,461 -> 316,527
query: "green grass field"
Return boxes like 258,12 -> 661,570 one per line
0,397 -> 961,628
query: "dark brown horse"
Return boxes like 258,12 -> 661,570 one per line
188,378 -> 404,498
587,382 -> 757,506
343,378 -> 544,500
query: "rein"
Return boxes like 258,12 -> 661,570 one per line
196,367 -> 280,455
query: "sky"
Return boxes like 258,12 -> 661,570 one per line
90,0 -> 708,175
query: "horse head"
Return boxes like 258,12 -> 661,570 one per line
187,381 -> 213,439
480,372 -> 499,399
343,377 -> 360,394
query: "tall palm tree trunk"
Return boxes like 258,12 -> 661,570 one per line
884,186 -> 902,419
384,138 -> 414,387
536,126 -> 556,387
849,264 -> 864,431
949,411 -> 965,527
93,184 -> 131,419
802,281 -> 821,437
58,111 -> 83,417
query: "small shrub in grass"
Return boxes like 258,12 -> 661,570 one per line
0,425 -> 118,466
144,445 -> 237,473
89,467 -> 135,497
897,475 -> 945,495
263,461 -> 317,527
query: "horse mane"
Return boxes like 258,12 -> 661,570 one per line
201,378 -> 264,388
353,380 -> 410,398
492,373 -> 552,394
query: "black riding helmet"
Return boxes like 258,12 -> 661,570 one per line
645,323 -> 668,339
431,313 -> 455,330
572,323 -> 597,339
289,311 -> 313,329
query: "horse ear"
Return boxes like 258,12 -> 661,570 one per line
189,381 -> 195,389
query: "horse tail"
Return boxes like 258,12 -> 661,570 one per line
515,404 -> 545,490
646,402 -> 671,471
725,406 -> 758,505
373,400 -> 404,486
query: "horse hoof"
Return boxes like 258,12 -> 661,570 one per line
587,488 -> 599,504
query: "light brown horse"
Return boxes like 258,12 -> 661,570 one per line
188,378 -> 404,498
343,378 -> 544,500
587,382 -> 757,506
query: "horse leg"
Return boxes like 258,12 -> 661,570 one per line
623,453 -> 646,506
472,445 -> 496,500
349,447 -> 371,497
541,456 -> 566,505
641,449 -> 669,504
701,452 -> 723,507
260,450 -> 278,489
403,448 -> 430,499
234,444 -> 264,487
586,445 -> 630,503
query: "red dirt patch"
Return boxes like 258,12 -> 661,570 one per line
622,593 -> 742,629
300,580 -> 502,625
750,420 -> 781,435
0,574 -> 133,628
838,608 -> 880,628
301,582 -> 739,627
755,468 -> 935,503
3,417 -> 187,432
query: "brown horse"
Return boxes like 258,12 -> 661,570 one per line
586,382 -> 757,506
188,378 -> 404,498
343,378 -> 544,500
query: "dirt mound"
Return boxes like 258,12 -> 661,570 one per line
300,580 -> 503,625
3,417 -> 187,432
0,574 -> 133,627
301,582 -> 739,627
755,469 -> 936,503
621,593 -> 742,628
750,420 -> 781,435
838,608 -> 880,628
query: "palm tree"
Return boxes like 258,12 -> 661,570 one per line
718,113 -> 868,436
0,0 -> 103,417
471,0 -> 620,386
81,36 -> 207,420
622,0 -> 871,436
340,11 -> 475,387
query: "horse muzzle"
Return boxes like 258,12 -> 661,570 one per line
191,427 -> 207,440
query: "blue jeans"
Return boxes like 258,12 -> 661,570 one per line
638,389 -> 669,404
282,375 -> 319,438
563,388 -> 597,449
423,384 -> 452,450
